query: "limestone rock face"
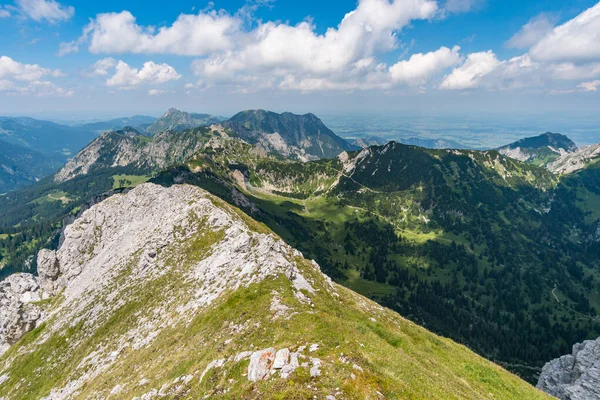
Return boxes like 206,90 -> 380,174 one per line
37,249 -> 60,296
0,273 -> 43,355
547,144 -> 600,175
537,337 -> 600,400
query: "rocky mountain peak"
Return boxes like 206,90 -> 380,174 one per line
163,107 -> 181,117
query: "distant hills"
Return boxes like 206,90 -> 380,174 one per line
0,116 -> 100,192
0,140 -> 62,192
351,136 -> 468,150
0,116 -> 97,158
77,115 -> 156,134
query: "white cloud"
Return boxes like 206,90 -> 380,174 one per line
0,79 -> 72,96
578,80 -> 600,91
23,80 -> 73,96
61,10 -> 240,56
443,0 -> 484,14
15,0 -> 74,23
506,14 -> 556,49
194,0 -> 437,79
389,46 -> 462,85
0,8 -> 10,18
0,79 -> 17,91
530,3 -> 600,62
187,0 -> 444,92
548,62 -> 600,80
0,56 -> 72,96
105,61 -> 181,87
89,58 -> 118,76
148,89 -> 166,95
440,50 -> 500,89
63,0 -> 439,90
0,55 -> 62,81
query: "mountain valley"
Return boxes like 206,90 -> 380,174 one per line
1,109 -> 599,398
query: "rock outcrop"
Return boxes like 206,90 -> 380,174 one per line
547,144 -> 600,175
537,337 -> 600,400
0,273 -> 42,355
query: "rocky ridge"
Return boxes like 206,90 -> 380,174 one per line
0,183 -> 551,399
537,337 -> 600,400
54,127 -> 215,182
547,144 -> 600,174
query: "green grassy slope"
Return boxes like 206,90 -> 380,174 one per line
151,142 -> 600,383
0,188 -> 550,399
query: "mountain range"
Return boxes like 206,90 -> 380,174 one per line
1,110 -> 600,398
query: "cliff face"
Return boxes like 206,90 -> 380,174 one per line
0,184 -> 550,399
537,338 -> 600,400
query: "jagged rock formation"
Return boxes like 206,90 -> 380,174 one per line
537,337 -> 600,400
0,183 -> 550,399
0,273 -> 44,355
547,144 -> 600,174
145,108 -> 221,135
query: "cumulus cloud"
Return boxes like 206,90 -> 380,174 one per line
58,0 -> 600,95
62,0 -> 443,93
105,61 -> 181,87
88,57 -> 118,77
506,14 -> 556,49
440,51 -> 500,89
0,56 -> 72,96
60,10 -> 240,56
389,46 -> 462,85
22,80 -> 73,96
0,55 -> 62,81
548,62 -> 600,80
187,0 -> 449,92
530,2 -> 600,62
194,0 -> 437,79
15,0 -> 74,23
0,7 -> 10,18
578,80 -> 600,91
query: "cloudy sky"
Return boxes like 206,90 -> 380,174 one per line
0,0 -> 599,117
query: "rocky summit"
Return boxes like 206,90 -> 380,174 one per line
0,183 -> 549,399
537,337 -> 600,400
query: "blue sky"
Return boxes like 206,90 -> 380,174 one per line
0,0 -> 599,119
